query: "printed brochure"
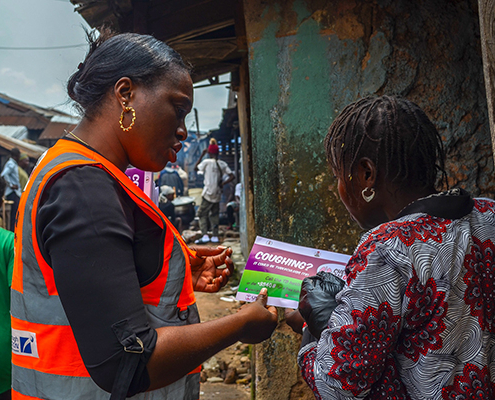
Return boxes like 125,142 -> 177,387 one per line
236,236 -> 351,308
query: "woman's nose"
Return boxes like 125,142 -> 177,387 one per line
177,124 -> 187,141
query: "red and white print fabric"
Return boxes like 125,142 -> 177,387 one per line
299,198 -> 495,399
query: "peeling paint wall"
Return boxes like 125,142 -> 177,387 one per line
246,1 -> 359,253
244,0 -> 492,255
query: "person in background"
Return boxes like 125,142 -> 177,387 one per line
226,182 -> 242,230
157,162 -> 184,196
17,154 -> 29,192
194,138 -> 235,244
11,30 -> 277,400
291,96 -> 495,399
159,185 -> 182,233
1,148 -> 21,232
174,162 -> 189,196
0,177 -> 15,400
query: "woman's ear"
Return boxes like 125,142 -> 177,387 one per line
113,77 -> 134,109
356,157 -> 377,189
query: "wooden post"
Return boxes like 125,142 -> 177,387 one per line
479,0 -> 495,163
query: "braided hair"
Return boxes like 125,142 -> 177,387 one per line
324,96 -> 447,192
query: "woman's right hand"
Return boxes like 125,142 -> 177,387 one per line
147,287 -> 278,389
236,288 -> 278,343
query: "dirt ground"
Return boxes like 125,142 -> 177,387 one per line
196,289 -> 251,400
194,235 -> 252,400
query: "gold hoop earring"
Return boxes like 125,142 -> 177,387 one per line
361,187 -> 375,203
119,104 -> 136,132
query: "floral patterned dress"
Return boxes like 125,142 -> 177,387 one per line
298,190 -> 495,399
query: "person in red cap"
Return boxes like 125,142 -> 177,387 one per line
194,138 -> 235,244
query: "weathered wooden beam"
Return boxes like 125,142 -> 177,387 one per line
148,0 -> 235,42
71,0 -> 132,29
167,20 -> 236,44
172,39 -> 238,61
188,61 -> 240,84
479,0 -> 495,164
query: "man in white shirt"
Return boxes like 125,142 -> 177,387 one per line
1,148 -> 21,232
194,139 -> 234,244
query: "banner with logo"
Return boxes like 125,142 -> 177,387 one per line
236,236 -> 351,308
125,167 -> 159,205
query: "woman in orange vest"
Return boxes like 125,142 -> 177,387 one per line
11,29 -> 278,400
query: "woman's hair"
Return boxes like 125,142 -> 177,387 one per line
324,95 -> 447,191
67,28 -> 189,119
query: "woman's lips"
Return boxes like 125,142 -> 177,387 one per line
172,143 -> 182,153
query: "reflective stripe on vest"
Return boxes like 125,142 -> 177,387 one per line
11,139 -> 200,399
12,365 -> 199,400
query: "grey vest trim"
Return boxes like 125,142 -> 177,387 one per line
13,364 -> 109,400
11,288 -> 69,325
11,152 -> 95,324
13,364 -> 200,400
131,373 -> 200,400
155,239 -> 186,306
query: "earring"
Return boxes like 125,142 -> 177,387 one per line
119,102 -> 136,132
362,187 -> 375,202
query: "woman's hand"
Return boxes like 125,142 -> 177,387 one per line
284,308 -> 305,334
236,288 -> 278,343
189,245 -> 234,292
147,288 -> 278,389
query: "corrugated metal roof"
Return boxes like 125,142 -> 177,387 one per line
50,115 -> 80,124
0,93 -> 71,118
0,134 -> 47,159
0,93 -> 78,131
0,112 -> 49,131
39,121 -> 77,140
0,126 -> 28,140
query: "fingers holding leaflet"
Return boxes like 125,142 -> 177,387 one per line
238,288 -> 278,344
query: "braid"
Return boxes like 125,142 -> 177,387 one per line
325,95 -> 448,191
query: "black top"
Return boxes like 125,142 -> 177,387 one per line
37,164 -> 163,395
159,201 -> 176,222
396,188 -> 474,220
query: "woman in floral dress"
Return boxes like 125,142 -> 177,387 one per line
298,96 -> 495,399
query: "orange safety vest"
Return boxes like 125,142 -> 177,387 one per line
11,139 -> 201,399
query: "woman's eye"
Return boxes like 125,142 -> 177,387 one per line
176,108 -> 187,120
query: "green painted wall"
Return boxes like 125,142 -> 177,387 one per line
247,2 -> 359,252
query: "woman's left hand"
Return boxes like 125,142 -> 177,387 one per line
284,308 -> 305,334
189,245 -> 234,292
